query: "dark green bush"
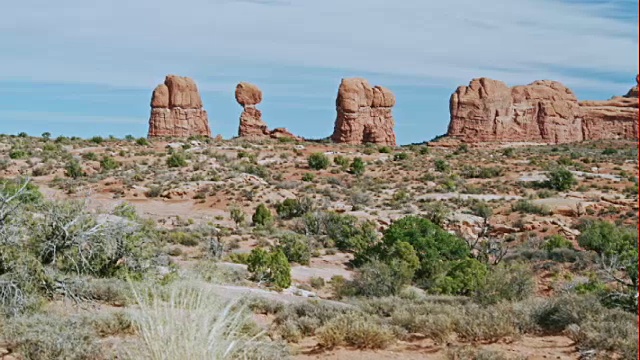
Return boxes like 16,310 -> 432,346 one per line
252,204 -> 274,227
308,153 -> 330,170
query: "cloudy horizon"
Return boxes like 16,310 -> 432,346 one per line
0,0 -> 637,144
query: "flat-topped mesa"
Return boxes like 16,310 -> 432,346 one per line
148,75 -> 211,138
332,78 -> 397,146
447,76 -> 639,144
235,82 -> 300,140
580,75 -> 639,141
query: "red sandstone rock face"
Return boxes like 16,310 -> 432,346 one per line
235,82 -> 300,140
580,75 -> 639,141
148,75 -> 211,138
332,78 -> 397,146
447,77 -> 639,144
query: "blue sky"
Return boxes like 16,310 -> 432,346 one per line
0,0 -> 637,145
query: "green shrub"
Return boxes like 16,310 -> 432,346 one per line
333,155 -> 350,167
349,157 -> 365,176
276,232 -> 311,265
9,148 -> 27,159
308,153 -> 330,170
64,159 -> 85,178
252,204 -> 273,227
166,152 -> 188,168
247,248 -> 291,290
378,146 -> 393,154
136,137 -> 150,146
542,235 -> 573,251
474,263 -> 536,305
342,259 -> 415,297
511,200 -> 551,215
434,159 -> 450,172
546,167 -> 577,191
301,173 -> 315,182
276,198 -> 312,220
100,156 -> 119,171
433,258 -> 488,296
355,216 -> 470,288
89,136 -> 104,144
393,152 -> 409,161
460,166 -> 504,179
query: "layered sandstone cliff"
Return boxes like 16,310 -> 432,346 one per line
332,78 -> 397,146
148,75 -> 211,138
447,77 -> 638,144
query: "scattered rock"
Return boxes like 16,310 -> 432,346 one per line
148,75 -> 211,138
332,78 -> 397,145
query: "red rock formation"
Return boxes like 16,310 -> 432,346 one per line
580,75 -> 639,141
447,77 -> 639,144
148,75 -> 211,138
235,82 -> 300,140
332,78 -> 397,146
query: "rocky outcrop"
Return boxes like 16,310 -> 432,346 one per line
148,75 -> 211,137
580,76 -> 639,141
235,82 -> 300,140
447,77 -> 639,144
332,78 -> 397,145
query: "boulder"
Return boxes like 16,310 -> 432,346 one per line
148,75 -> 211,137
332,78 -> 397,145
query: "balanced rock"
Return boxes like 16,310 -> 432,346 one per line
447,77 -> 639,144
236,82 -> 300,140
332,78 -> 397,145
148,75 -> 211,137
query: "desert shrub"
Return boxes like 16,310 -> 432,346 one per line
229,205 -> 246,227
445,346 -> 518,360
316,312 -> 394,349
333,155 -> 350,167
349,157 -> 365,176
433,258 -> 488,296
166,152 -> 187,168
276,232 -> 311,265
577,221 -> 637,312
299,211 -> 375,252
145,185 -> 163,198
129,280 -> 288,359
460,166 -> 504,179
545,167 -> 577,191
474,263 -> 536,305
9,148 -> 27,159
0,178 -> 43,204
252,204 -> 274,227
136,137 -> 149,146
247,248 -> 291,290
393,152 -> 409,161
454,304 -> 519,342
378,146 -> 393,154
309,277 -> 325,289
64,159 -> 84,178
2,314 -> 102,360
422,201 -> 451,227
511,200 -> 551,215
100,156 -> 119,171
340,259 -> 414,298
434,159 -> 450,172
307,153 -> 330,170
355,216 -> 469,288
276,197 -> 312,220
301,172 -> 315,181
82,152 -> 98,161
89,136 -> 104,144
542,234 -> 573,251
471,201 -> 493,220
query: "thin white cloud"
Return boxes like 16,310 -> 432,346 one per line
0,0 -> 636,94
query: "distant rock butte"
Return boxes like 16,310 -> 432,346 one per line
447,76 -> 638,144
148,75 -> 211,138
235,82 -> 300,140
332,78 -> 397,146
